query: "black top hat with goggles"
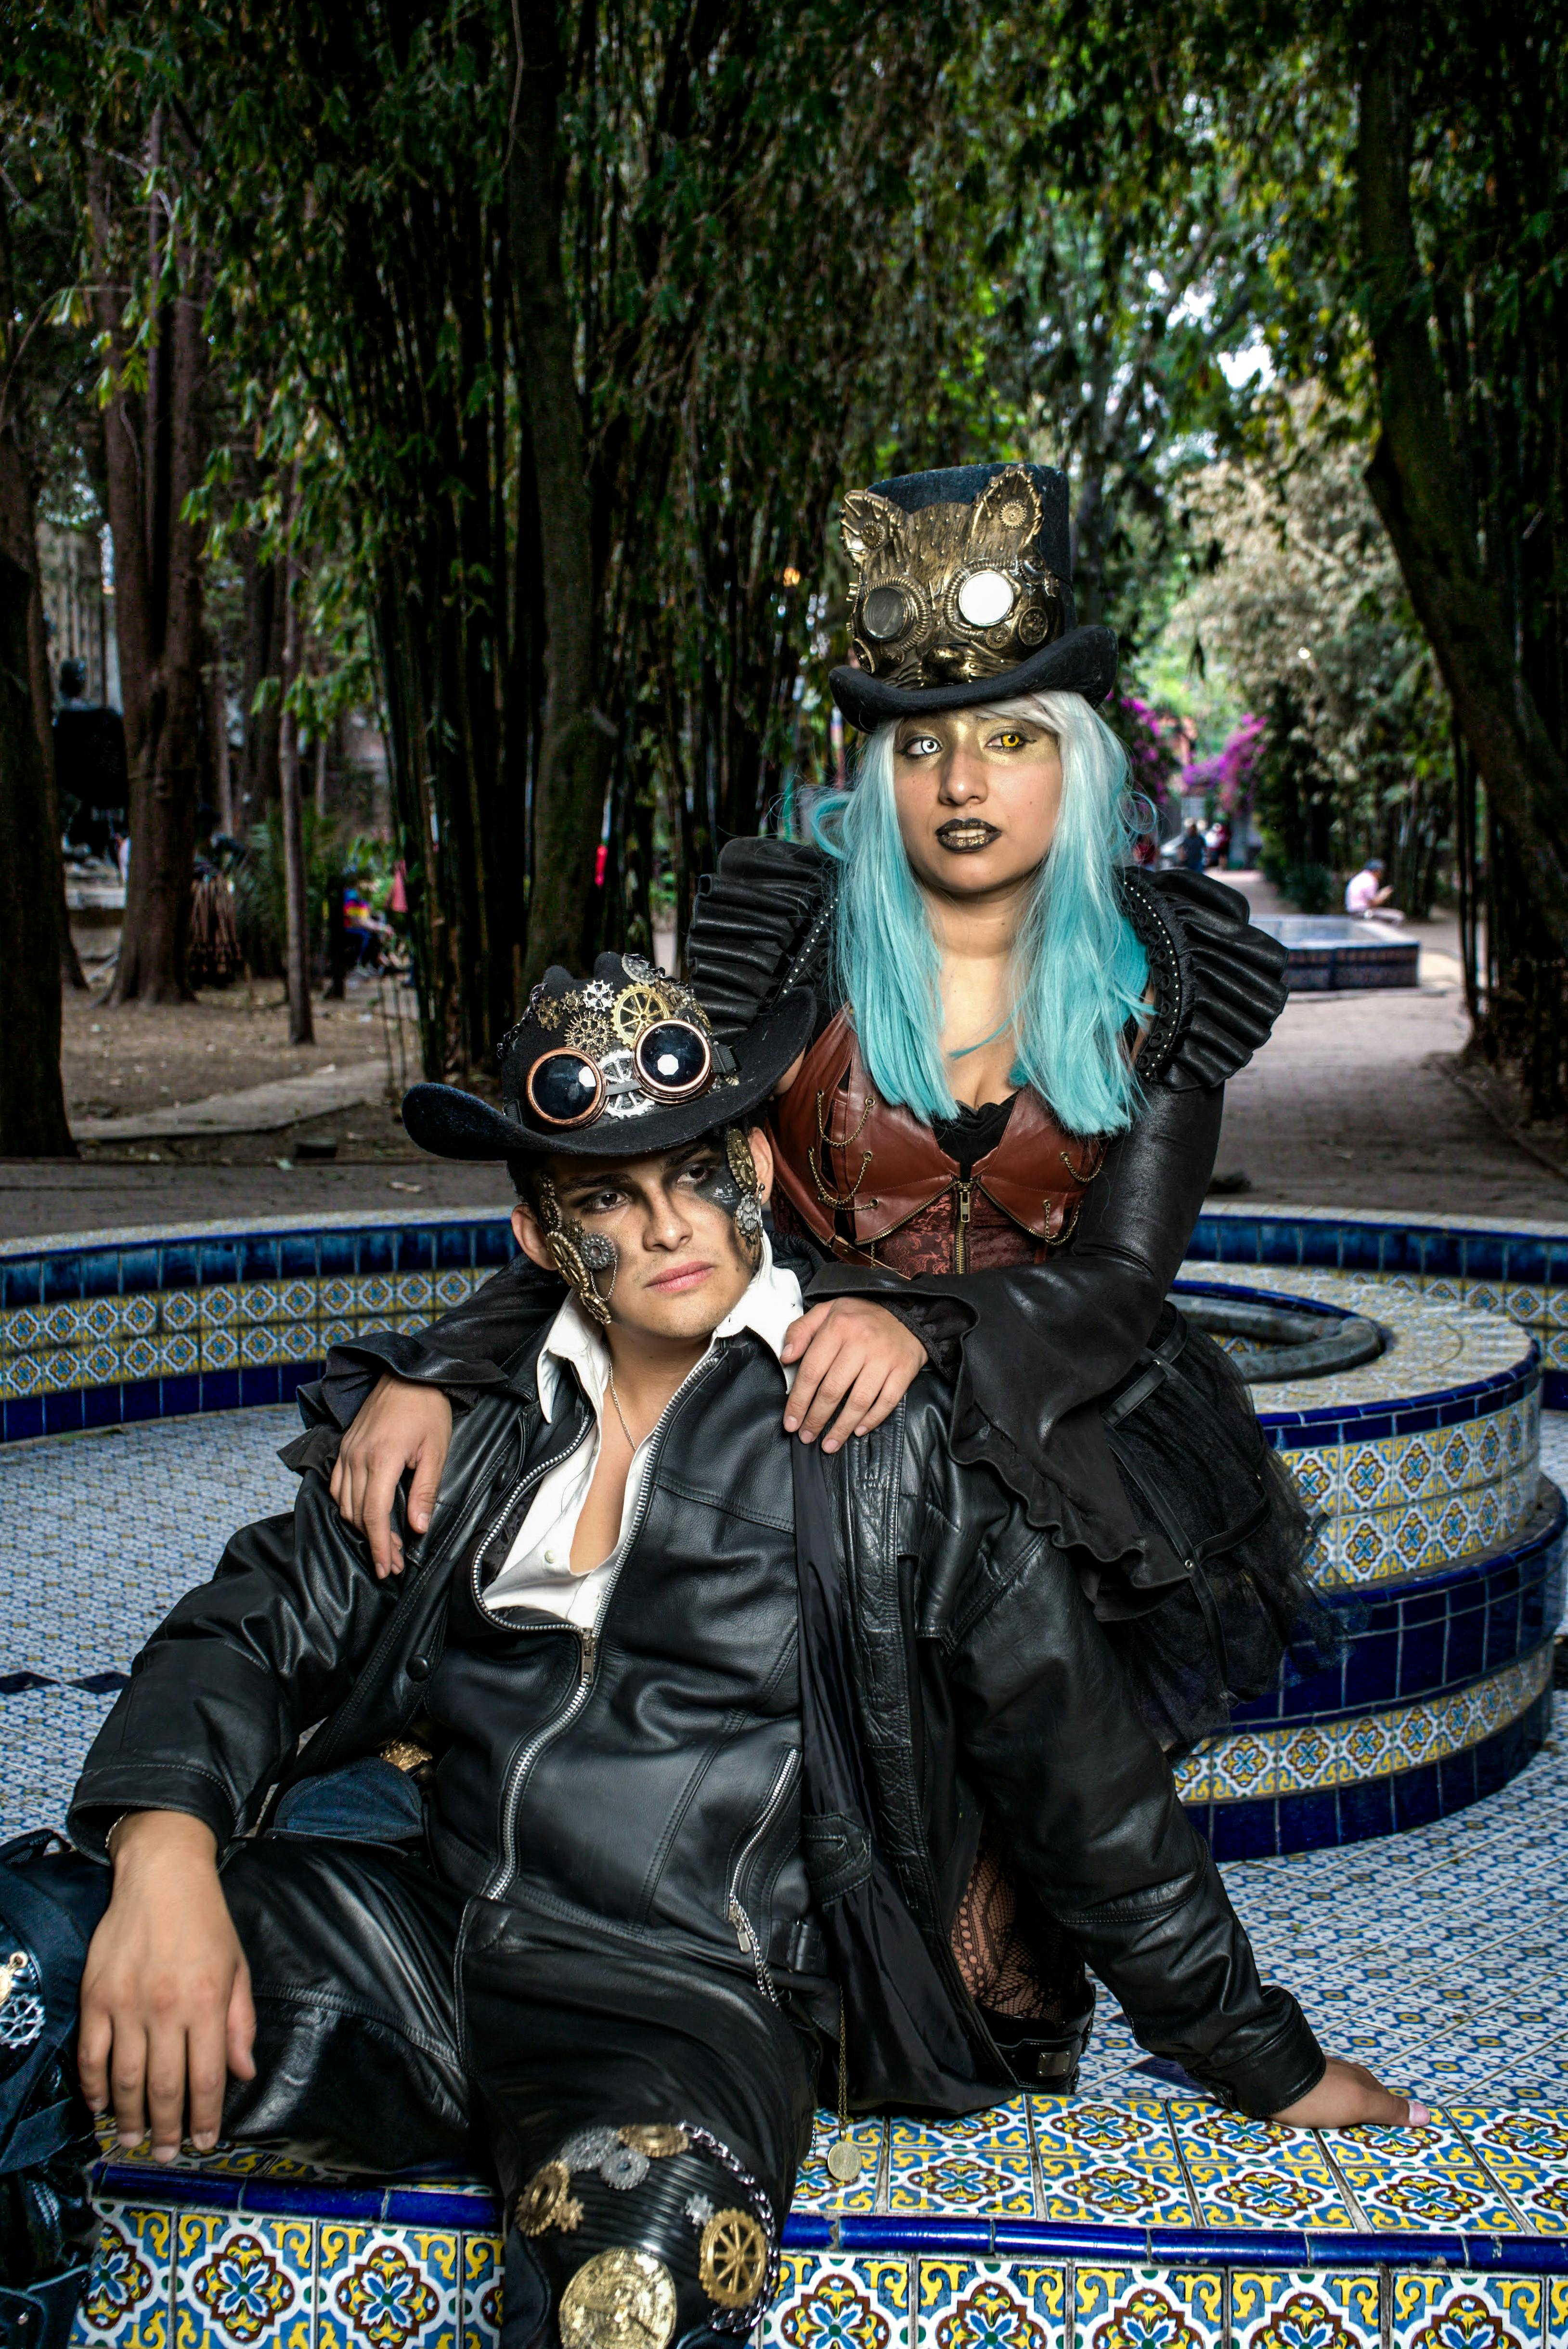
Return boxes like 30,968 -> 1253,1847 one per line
401,952 -> 814,1163
829,460 -> 1118,733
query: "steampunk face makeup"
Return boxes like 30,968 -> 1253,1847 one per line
891,705 -> 1065,903
513,1130 -> 775,1345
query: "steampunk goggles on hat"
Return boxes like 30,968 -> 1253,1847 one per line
522,966 -> 735,1132
528,1014 -> 715,1129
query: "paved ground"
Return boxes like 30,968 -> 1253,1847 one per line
1215,877 -> 1565,1222
2,884 -> 1561,1242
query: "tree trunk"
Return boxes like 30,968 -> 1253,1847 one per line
1357,22 -> 1568,929
506,15 -> 607,987
277,523 -> 313,1045
0,176 -> 84,990
90,150 -> 210,1005
239,531 -> 285,823
0,552 -> 75,1154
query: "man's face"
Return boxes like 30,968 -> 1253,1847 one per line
512,1127 -> 775,1344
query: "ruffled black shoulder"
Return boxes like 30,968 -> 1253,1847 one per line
684,836 -> 836,1043
1121,868 -> 1288,1088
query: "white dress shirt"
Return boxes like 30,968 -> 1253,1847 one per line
482,1236 -> 801,1628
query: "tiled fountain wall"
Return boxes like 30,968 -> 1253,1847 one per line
0,1204 -> 1560,1859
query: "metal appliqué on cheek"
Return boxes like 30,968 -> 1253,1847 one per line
537,1177 -> 617,1328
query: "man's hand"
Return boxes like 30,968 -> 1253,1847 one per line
329,1374 -> 453,1578
78,1813 -> 256,2161
780,1299 -> 927,1452
1271,2056 -> 1429,2131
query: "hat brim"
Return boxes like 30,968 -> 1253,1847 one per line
401,986 -> 816,1163
829,624 -> 1118,731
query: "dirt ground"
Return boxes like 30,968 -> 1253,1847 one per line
60,966 -> 416,1126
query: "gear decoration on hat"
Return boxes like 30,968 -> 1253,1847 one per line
842,462 -> 1063,690
612,982 -> 672,1045
696,2211 -> 769,2311
557,2248 -> 677,2349
516,2160 -> 584,2238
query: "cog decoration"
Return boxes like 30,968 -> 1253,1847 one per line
612,983 -> 672,1045
725,1127 -> 765,1263
557,2249 -> 678,2349
696,2210 -> 769,2311
582,979 -> 616,1013
516,2161 -> 584,2239
620,2124 -> 690,2159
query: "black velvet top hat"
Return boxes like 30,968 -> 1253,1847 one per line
402,952 -> 814,1162
829,460 -> 1117,731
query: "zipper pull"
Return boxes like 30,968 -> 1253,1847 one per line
954,1178 -> 972,1274
727,1896 -> 753,1955
578,1628 -> 597,1683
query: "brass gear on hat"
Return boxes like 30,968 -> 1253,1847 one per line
696,2210 -> 769,2310
515,2160 -> 583,2237
612,982 -> 671,1044
557,2249 -> 678,2349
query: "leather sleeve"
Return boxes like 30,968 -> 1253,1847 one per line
811,1080 -> 1223,1533
949,1530 -> 1325,2117
67,1474 -> 406,1856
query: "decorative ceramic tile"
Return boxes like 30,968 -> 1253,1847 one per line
764,2253 -> 911,2349
1231,2271 -> 1382,2349
1174,1644 -> 1553,1804
1390,2272 -> 1545,2349
1028,2095 -> 1177,2162
460,2232 -> 502,2349
173,2208 -> 315,2349
73,2205 -> 175,2349
886,2146 -> 1035,2216
891,2097 -> 1032,2153
915,2259 -> 1065,2349
1074,2268 -> 1225,2349
1033,2154 -> 1193,2225
316,2221 -> 462,2349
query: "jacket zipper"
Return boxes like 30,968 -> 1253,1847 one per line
480,1352 -> 723,1903
725,1747 -> 798,2007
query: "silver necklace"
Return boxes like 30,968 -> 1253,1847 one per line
606,1369 -> 638,1452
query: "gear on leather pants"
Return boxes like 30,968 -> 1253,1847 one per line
33,1838 -> 817,2349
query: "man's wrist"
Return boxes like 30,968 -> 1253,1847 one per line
107,1810 -> 220,1875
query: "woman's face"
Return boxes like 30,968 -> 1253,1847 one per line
891,709 -> 1063,900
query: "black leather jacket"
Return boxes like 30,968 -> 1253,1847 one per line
69,1326 -> 1324,2120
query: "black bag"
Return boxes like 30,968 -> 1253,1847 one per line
0,1834 -> 109,2349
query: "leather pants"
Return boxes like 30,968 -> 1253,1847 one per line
37,1836 -> 819,2349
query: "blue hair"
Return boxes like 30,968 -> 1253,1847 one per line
811,691 -> 1149,1136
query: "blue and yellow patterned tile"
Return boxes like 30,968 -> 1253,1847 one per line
1163,2103 -> 1338,2175
1074,2267 -> 1225,2349
1231,2271 -> 1381,2349
886,2145 -> 1034,2216
763,2252 -> 910,2349
73,2204 -> 175,2349
171,2207 -> 314,2349
1333,2158 -> 1522,2233
891,2098 -> 1031,2154
1450,2104 -> 1568,2177
197,1286 -> 241,1328
459,2231 -> 502,2349
1391,2272 -> 1544,2349
791,2115 -> 883,2215
1033,2155 -> 1192,2225
1547,2278 -> 1568,2349
915,2258 -> 1064,2349
1181,2153 -> 1359,2230
316,2222 -> 461,2349
1029,2094 -> 1177,2163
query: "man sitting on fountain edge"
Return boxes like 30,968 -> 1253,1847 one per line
46,956 -> 1412,2349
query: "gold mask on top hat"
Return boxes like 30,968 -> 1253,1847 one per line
841,462 -> 1066,691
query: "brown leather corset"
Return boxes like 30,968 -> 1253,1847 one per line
768,1010 -> 1104,1274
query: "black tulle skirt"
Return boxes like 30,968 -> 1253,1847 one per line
1097,1308 -> 1340,1753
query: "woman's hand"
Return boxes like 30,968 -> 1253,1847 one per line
1271,2056 -> 1428,2131
329,1374 -> 454,1579
780,1298 -> 928,1451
